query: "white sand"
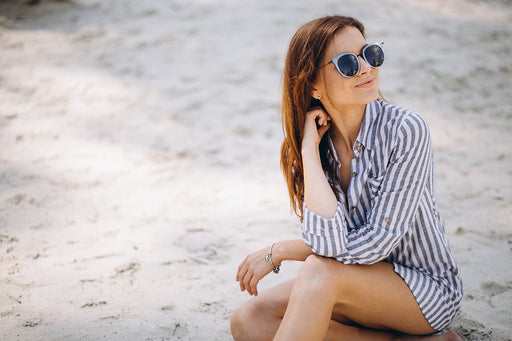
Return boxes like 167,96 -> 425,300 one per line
0,0 -> 511,340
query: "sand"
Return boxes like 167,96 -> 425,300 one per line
0,0 -> 511,340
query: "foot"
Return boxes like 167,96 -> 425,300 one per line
399,332 -> 462,341
438,333 -> 462,341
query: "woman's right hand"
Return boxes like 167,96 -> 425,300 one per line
302,107 -> 331,150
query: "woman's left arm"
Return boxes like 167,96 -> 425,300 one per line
302,113 -> 432,264
236,239 -> 313,296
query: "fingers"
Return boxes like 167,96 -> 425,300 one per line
237,257 -> 248,291
236,256 -> 246,281
315,113 -> 331,127
239,267 -> 260,296
244,273 -> 255,296
307,107 -> 331,125
236,253 -> 268,296
236,256 -> 257,295
250,276 -> 259,296
304,108 -> 331,142
240,268 -> 257,296
317,121 -> 331,139
236,246 -> 277,296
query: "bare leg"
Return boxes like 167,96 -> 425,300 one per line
231,257 -> 461,341
327,320 -> 461,341
273,255 -> 459,341
231,279 -> 360,341
231,279 -> 294,341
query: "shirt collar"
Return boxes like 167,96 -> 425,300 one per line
355,100 -> 380,151
327,100 -> 380,166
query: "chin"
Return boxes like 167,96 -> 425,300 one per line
360,90 -> 380,104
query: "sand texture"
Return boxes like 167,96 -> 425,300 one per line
1,0 -> 511,340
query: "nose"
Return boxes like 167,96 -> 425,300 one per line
358,55 -> 371,75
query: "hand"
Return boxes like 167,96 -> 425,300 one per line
236,245 -> 276,296
302,107 -> 331,150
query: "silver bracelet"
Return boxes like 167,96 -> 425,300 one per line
264,242 -> 281,274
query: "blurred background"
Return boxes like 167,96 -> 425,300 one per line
1,0 -> 511,340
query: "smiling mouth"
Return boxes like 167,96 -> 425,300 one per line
356,79 -> 375,88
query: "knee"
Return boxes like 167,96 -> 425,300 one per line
294,255 -> 337,295
230,302 -> 258,341
300,254 -> 334,281
302,254 -> 329,272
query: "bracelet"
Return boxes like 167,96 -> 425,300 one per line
264,242 -> 281,274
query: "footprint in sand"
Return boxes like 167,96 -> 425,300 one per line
447,313 -> 493,340
172,323 -> 187,338
480,281 -> 510,297
113,261 -> 140,278
174,228 -> 230,263
22,318 -> 42,328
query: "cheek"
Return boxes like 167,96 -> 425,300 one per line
373,68 -> 380,81
326,76 -> 352,98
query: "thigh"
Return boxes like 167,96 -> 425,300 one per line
328,260 -> 436,335
244,278 -> 294,317
251,277 -> 357,325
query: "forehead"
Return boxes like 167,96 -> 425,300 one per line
326,26 -> 367,58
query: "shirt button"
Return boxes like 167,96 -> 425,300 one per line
352,206 -> 357,210
384,217 -> 390,223
356,146 -> 360,151
352,172 -> 357,177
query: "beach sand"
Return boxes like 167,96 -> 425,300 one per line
0,0 -> 511,339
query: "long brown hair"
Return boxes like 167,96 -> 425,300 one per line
280,16 -> 366,218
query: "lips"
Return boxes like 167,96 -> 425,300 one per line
355,78 -> 375,88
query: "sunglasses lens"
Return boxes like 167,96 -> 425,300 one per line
364,44 -> 384,68
337,54 -> 359,77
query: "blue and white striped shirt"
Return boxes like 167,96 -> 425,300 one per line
302,100 -> 462,331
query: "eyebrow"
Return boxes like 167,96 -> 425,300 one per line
335,43 -> 368,57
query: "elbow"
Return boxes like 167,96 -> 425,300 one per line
303,201 -> 338,220
302,234 -> 340,258
354,243 -> 395,264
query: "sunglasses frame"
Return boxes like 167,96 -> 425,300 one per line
320,42 -> 385,78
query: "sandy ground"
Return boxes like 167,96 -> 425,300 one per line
0,0 -> 511,340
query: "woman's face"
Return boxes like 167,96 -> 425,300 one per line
314,26 -> 380,111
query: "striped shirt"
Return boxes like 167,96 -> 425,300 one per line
302,100 -> 463,331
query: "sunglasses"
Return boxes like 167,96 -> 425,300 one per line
320,42 -> 385,78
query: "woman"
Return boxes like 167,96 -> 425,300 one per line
231,15 -> 462,341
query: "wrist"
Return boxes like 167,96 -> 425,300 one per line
272,241 -> 284,266
273,239 -> 314,263
265,242 -> 281,274
301,142 -> 320,159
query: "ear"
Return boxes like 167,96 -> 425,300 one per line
311,86 -> 322,100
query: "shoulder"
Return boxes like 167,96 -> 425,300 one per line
378,101 -> 430,139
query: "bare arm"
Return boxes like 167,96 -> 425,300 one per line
301,108 -> 338,218
236,239 -> 313,296
272,239 -> 314,263
236,108 -> 336,296
301,111 -> 433,263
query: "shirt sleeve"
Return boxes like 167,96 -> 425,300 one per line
301,113 -> 432,264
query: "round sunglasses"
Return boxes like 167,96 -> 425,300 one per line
319,42 -> 385,78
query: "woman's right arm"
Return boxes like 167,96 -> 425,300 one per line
301,111 -> 433,264
302,108 -> 338,218
236,108 -> 338,296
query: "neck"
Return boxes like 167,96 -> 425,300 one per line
328,103 -> 366,150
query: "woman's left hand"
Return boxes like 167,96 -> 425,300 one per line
236,246 -> 276,296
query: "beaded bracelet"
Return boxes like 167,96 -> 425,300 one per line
264,242 -> 281,274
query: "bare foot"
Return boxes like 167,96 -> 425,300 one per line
398,332 -> 462,341
438,333 -> 462,341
